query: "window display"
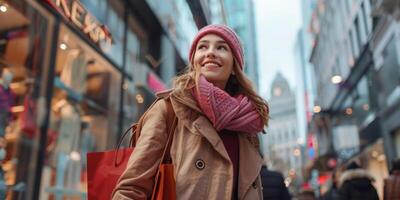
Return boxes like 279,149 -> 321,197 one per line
0,1 -> 51,199
43,24 -> 121,198
0,1 -> 123,198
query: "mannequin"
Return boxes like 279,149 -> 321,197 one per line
60,47 -> 87,94
52,100 -> 81,192
79,121 -> 95,169
0,68 -> 14,137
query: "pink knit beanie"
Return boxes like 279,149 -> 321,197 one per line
189,24 -> 244,70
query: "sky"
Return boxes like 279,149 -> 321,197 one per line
254,0 -> 302,99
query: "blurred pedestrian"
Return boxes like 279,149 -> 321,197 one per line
338,161 -> 379,200
112,24 -> 270,199
320,169 -> 340,200
260,164 -> 291,200
297,189 -> 316,200
383,159 -> 400,200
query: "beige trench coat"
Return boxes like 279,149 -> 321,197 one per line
112,90 -> 264,200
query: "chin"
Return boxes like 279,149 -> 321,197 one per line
201,72 -> 219,81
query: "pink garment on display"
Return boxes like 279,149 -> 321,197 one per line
193,76 -> 264,134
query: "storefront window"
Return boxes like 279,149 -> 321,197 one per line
122,80 -> 139,138
125,29 -> 141,75
0,1 -> 53,199
103,2 -> 124,67
352,76 -> 372,124
42,24 -> 121,198
58,0 -> 126,68
377,36 -> 400,107
146,0 -> 197,59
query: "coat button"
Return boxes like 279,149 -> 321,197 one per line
195,159 -> 205,170
252,181 -> 257,189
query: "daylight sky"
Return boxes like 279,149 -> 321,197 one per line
254,0 -> 302,99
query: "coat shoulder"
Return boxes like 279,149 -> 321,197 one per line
156,88 -> 174,98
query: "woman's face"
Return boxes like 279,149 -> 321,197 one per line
193,34 -> 234,89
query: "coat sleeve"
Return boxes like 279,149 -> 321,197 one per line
112,100 -> 169,200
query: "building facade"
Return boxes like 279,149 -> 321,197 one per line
307,0 -> 400,197
370,0 -> 400,169
264,73 -> 302,192
294,0 -> 318,157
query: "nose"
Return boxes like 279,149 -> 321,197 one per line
205,47 -> 216,58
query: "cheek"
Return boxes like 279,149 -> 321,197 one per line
193,52 -> 204,66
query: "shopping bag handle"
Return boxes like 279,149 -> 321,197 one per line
114,124 -> 136,167
115,97 -> 164,151
114,97 -> 176,167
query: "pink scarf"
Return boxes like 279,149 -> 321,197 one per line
192,76 -> 264,134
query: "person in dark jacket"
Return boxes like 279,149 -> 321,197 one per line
383,159 -> 400,200
260,165 -> 291,200
338,161 -> 379,200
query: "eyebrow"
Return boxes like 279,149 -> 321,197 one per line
198,39 -> 228,44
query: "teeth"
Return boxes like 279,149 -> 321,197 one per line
203,62 -> 220,67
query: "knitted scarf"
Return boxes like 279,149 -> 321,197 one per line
193,76 -> 264,134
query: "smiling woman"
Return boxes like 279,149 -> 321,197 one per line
113,24 -> 270,200
193,34 -> 234,89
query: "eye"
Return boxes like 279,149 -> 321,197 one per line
197,44 -> 207,50
217,45 -> 228,51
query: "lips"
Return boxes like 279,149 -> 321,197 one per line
201,60 -> 221,68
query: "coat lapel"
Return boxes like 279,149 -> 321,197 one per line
192,117 -> 231,162
170,92 -> 231,162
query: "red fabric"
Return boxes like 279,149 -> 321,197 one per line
220,130 -> 239,200
87,148 -> 133,200
20,95 -> 37,138
151,164 -> 176,200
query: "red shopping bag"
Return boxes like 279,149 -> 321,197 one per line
87,97 -> 177,200
87,147 -> 133,200
152,164 -> 176,200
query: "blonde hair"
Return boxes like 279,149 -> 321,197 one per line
173,59 -> 270,127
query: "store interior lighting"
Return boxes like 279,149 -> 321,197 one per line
363,103 -> 370,111
0,3 -> 7,13
70,151 -> 81,161
136,94 -> 144,104
331,75 -> 343,84
313,105 -> 321,113
59,43 -> 68,50
345,107 -> 353,115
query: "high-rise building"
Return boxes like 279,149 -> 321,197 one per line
223,0 -> 259,89
294,0 -> 317,153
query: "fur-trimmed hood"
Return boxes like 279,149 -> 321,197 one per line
338,169 -> 375,187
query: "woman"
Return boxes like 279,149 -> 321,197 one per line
112,24 -> 269,200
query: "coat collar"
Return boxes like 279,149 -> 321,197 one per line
169,89 -> 231,162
